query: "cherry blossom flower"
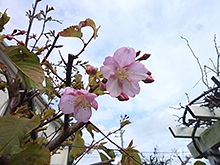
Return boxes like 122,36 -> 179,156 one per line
59,87 -> 98,123
100,47 -> 150,97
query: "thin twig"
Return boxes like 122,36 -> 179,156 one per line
25,0 -> 41,47
31,5 -> 49,52
181,36 -> 209,88
89,121 -> 143,165
214,34 -> 220,76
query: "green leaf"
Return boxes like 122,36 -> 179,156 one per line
58,25 -> 82,38
0,9 -> 10,32
9,143 -> 50,165
99,152 -> 109,161
0,114 -> 40,157
4,45 -> 44,90
43,109 -> 55,120
194,161 -> 206,165
86,123 -> 99,139
121,140 -> 141,165
120,120 -> 131,128
0,34 -> 6,42
98,144 -> 115,159
69,130 -> 86,161
79,18 -> 100,39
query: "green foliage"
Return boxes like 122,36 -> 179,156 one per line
121,140 -> 142,165
99,152 -> 109,161
69,130 -> 86,162
0,9 -> 10,32
97,143 -> 116,159
120,119 -> 131,128
86,123 -> 99,139
194,161 -> 206,165
0,34 -> 6,42
0,114 -> 40,157
9,143 -> 50,165
59,18 -> 100,39
59,25 -> 82,38
79,18 -> 101,39
4,45 -> 44,90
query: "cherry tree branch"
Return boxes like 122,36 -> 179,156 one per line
88,121 -> 143,165
181,36 -> 209,88
25,0 -> 42,47
46,121 -> 85,151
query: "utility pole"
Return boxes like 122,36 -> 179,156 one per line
120,129 -> 125,148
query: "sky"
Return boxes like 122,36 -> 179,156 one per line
1,0 -> 220,164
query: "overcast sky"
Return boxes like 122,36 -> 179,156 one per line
1,0 -> 220,164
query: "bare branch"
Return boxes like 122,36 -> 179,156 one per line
214,34 -> 220,76
181,36 -> 209,88
46,121 -> 85,151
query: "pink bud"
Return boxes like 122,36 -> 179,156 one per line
143,75 -> 154,83
6,34 -> 13,40
86,65 -> 98,75
117,93 -> 129,101
136,50 -> 141,57
137,53 -> 151,61
147,70 -> 152,75
16,30 -> 26,35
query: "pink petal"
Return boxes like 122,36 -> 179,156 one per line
106,75 -> 123,97
127,62 -> 148,82
74,106 -> 92,123
59,94 -> 75,114
122,81 -> 140,97
91,100 -> 98,110
113,47 -> 136,68
61,87 -> 76,95
101,56 -> 118,79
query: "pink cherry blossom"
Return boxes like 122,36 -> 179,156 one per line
100,47 -> 149,97
59,87 -> 98,123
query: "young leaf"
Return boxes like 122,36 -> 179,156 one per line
120,140 -> 142,165
43,109 -> 55,120
0,34 -> 6,42
98,144 -> 115,159
99,152 -> 109,161
9,143 -> 50,165
4,45 -> 44,90
86,123 -> 99,139
120,120 -> 131,128
0,114 -> 40,157
69,130 -> 86,161
58,25 -> 82,38
0,9 -> 10,32
78,18 -> 100,39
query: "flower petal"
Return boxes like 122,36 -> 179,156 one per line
74,106 -> 92,123
113,47 -> 136,68
101,56 -> 118,79
127,62 -> 148,82
106,75 -> 123,97
122,81 -> 140,97
61,87 -> 76,95
59,94 -> 75,114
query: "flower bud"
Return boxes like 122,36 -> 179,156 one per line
86,65 -> 98,75
136,50 -> 141,57
6,34 -> 13,40
147,70 -> 152,75
143,75 -> 154,83
117,93 -> 129,101
16,30 -> 26,35
137,53 -> 151,61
